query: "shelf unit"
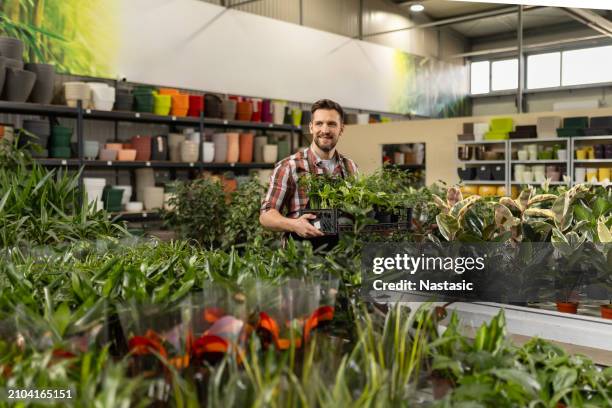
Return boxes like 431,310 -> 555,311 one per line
570,135 -> 612,185
1,100 -> 298,221
457,140 -> 508,192
508,138 -> 571,189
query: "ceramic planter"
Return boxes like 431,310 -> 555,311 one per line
251,99 -> 262,122
117,149 -> 137,161
153,94 -> 172,116
134,93 -> 154,113
556,301 -> 578,314
204,94 -> 222,118
115,93 -> 134,111
135,168 -> 155,202
180,140 -> 199,162
291,109 -> 302,127
143,186 -> 164,210
151,135 -> 168,161
171,94 -> 189,117
239,133 -> 254,163
83,177 -> 106,209
168,133 -> 186,162
131,135 -> 152,161
50,126 -> 72,147
272,101 -> 286,125
115,185 -> 133,205
126,201 -> 143,212
222,99 -> 237,120
50,146 -> 71,158
63,82 -> 91,107
277,140 -> 290,161
263,144 -> 278,163
102,187 -> 124,212
225,133 -> 239,163
262,99 -> 273,122
236,101 -> 253,121
2,68 -> 36,102
24,63 -> 55,104
283,106 -> 292,125
188,95 -> 204,117
0,37 -> 24,60
202,142 -> 215,163
254,136 -> 267,162
89,84 -> 115,111
99,148 -> 117,161
213,133 -> 228,163
23,119 -> 50,137
84,140 -> 99,160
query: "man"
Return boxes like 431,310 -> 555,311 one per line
259,99 -> 358,242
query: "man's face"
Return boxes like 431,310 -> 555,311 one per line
309,109 -> 344,153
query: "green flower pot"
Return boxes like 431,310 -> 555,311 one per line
102,187 -> 124,212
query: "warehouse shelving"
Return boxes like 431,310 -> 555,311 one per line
570,135 -> 612,186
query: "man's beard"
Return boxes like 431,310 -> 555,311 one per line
314,134 -> 336,152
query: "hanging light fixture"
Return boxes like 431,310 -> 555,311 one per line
409,3 -> 425,12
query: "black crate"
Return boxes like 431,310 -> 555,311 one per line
477,165 -> 493,181
297,209 -> 338,235
492,165 -> 505,181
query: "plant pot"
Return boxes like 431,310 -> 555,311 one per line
115,185 -> 133,205
556,301 -> 578,314
226,132 -> 239,163
168,133 -> 186,162
202,142 -> 215,163
50,146 -> 71,159
0,37 -> 24,60
24,63 -> 55,104
50,132 -> 72,148
126,201 -> 144,212
262,99 -> 273,123
2,68 -> 36,102
204,94 -> 222,118
102,187 -> 124,212
272,101 -> 286,125
263,144 -> 278,163
115,93 -> 134,111
134,93 -> 154,113
301,110 -> 311,127
600,304 -> 612,319
188,95 -> 204,117
236,101 -> 252,121
251,99 -> 262,122
131,135 -> 152,161
117,149 -> 137,161
277,139 -> 290,161
99,148 -> 117,161
291,109 -> 303,127
151,135 -> 168,161
84,141 -> 100,160
431,376 -> 454,400
213,133 -> 228,163
254,136 -> 268,162
143,187 -> 164,210
238,133 -> 254,163
222,99 -> 237,120
135,168 -> 155,202
23,119 -> 50,138
283,106 -> 293,125
180,140 -> 199,162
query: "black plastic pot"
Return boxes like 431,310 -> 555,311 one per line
205,94 -> 223,118
151,135 -> 169,161
477,165 -> 493,181
0,37 -> 24,60
2,68 -> 36,102
457,167 -> 476,180
25,63 -> 55,104
115,93 -> 134,111
297,209 -> 338,235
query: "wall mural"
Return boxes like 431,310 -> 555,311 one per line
0,0 -> 118,77
0,0 -> 468,118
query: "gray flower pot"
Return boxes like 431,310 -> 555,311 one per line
1,56 -> 24,70
0,58 -> 6,98
0,37 -> 24,60
25,63 -> 55,104
2,68 -> 36,102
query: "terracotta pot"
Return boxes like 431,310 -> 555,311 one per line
236,101 -> 253,121
213,133 -> 228,163
117,149 -> 137,161
131,135 -> 151,161
601,304 -> 612,319
254,136 -> 268,162
239,133 -> 254,163
223,177 -> 238,194
556,301 -> 578,314
226,132 -> 239,163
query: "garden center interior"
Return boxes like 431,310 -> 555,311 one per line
0,0 -> 611,405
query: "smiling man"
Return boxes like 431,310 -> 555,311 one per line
259,99 -> 358,241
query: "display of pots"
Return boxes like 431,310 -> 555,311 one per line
202,142 -> 215,163
24,63 -> 55,104
226,132 -> 239,163
143,186 -> 164,210
222,99 -> 237,120
254,136 -> 267,162
188,95 -> 204,117
180,140 -> 199,162
0,37 -> 24,60
263,144 -> 278,163
213,133 -> 228,163
238,133 -> 254,163
2,68 -> 36,102
84,140 -> 99,160
151,135 -> 168,161
272,101 -> 286,125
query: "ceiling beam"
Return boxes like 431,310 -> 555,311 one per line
560,8 -> 612,38
361,5 -> 542,38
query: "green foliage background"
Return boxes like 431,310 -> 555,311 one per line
0,0 -> 118,77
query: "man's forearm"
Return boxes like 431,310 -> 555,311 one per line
259,209 -> 295,233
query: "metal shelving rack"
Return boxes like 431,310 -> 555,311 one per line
1,100 -> 300,221
570,135 -> 612,186
508,137 -> 571,188
456,140 -> 509,191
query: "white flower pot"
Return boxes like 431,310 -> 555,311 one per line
263,144 -> 278,163
202,142 -> 215,163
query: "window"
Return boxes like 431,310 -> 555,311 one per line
470,61 -> 490,94
562,45 -> 612,86
491,59 -> 518,91
527,52 -> 561,89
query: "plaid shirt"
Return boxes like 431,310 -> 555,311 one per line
261,147 -> 358,218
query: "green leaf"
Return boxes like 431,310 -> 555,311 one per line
552,367 -> 577,392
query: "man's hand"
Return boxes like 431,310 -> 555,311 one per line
291,213 -> 325,238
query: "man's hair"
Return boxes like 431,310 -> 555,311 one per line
311,99 -> 344,124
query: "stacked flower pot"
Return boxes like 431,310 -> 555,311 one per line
49,126 -> 72,158
0,37 -> 38,103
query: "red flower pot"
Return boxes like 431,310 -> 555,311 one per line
556,302 -> 578,314
188,95 -> 204,117
131,135 -> 152,161
251,99 -> 262,122
601,304 -> 612,319
236,101 -> 253,121
239,133 -> 254,163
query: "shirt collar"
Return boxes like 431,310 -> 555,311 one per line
308,146 -> 341,166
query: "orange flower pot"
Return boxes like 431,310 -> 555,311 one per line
239,133 -> 254,163
172,93 -> 189,108
226,132 -> 239,163
171,107 -> 188,117
601,304 -> 612,319
158,88 -> 179,96
556,302 -> 578,314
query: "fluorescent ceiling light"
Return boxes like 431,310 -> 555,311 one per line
410,3 -> 425,12
447,0 -> 612,11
